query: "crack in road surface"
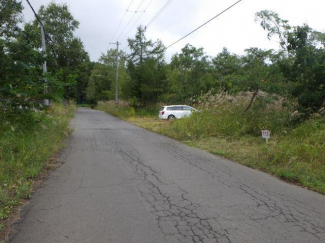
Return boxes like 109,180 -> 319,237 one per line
109,130 -> 325,243
9,108 -> 325,243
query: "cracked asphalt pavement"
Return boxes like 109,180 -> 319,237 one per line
9,108 -> 325,243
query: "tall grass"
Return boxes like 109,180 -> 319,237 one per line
0,103 -> 76,228
171,100 -> 291,140
97,98 -> 325,194
96,101 -> 157,119
263,118 -> 325,192
172,106 -> 325,193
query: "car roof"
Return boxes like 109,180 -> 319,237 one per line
163,105 -> 188,107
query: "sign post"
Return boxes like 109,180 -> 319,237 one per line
261,130 -> 271,143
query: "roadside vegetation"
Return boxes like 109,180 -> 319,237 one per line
94,10 -> 325,194
0,103 -> 75,236
1,0 -> 325,236
97,101 -> 157,119
97,98 -> 325,195
1,1 -> 81,238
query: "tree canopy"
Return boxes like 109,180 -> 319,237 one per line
2,4 -> 325,117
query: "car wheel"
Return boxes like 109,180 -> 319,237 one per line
168,115 -> 175,121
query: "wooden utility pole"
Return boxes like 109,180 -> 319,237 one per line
115,42 -> 119,107
110,41 -> 119,107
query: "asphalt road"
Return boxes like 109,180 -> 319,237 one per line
9,108 -> 325,243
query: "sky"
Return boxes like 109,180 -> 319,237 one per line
22,0 -> 325,62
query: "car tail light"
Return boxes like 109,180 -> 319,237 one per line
162,111 -> 165,115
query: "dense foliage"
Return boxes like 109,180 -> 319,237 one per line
2,3 -> 323,115
0,1 -> 91,112
0,1 -> 86,233
88,11 -> 324,115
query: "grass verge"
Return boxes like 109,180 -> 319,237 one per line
96,101 -> 157,119
97,101 -> 325,195
0,103 -> 76,240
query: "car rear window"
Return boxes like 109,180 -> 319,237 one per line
183,106 -> 191,110
160,106 -> 165,111
167,106 -> 184,110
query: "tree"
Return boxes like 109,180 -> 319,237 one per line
125,26 -> 166,106
169,44 -> 213,103
255,10 -> 291,54
0,0 -> 22,38
0,0 -> 48,109
86,49 -> 129,103
36,2 -> 80,67
212,48 -> 243,92
26,2 -> 90,100
282,25 -> 325,112
128,26 -> 165,65
256,10 -> 325,112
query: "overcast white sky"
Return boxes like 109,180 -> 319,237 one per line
22,0 -> 325,62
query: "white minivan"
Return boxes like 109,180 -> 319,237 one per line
158,105 -> 197,121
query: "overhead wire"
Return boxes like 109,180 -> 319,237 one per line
116,0 -> 146,42
122,0 -> 173,53
146,0 -> 174,29
120,0 -> 155,51
109,0 -> 135,44
166,0 -> 242,49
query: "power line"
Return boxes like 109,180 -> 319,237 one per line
146,0 -> 174,29
127,10 -> 145,13
166,0 -> 242,49
120,0 -> 155,48
116,0 -> 146,42
109,0 -> 135,44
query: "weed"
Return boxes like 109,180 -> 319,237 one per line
0,103 -> 76,228
96,101 -> 157,119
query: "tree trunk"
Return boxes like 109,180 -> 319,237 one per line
243,87 -> 259,115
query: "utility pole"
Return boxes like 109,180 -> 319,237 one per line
26,0 -> 49,106
110,41 -> 119,107
40,21 -> 49,106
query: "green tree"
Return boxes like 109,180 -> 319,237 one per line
0,0 -> 22,38
169,44 -> 213,103
86,49 -> 129,103
0,0 -> 48,109
255,10 -> 291,54
36,2 -> 80,68
212,48 -> 243,92
125,26 -> 166,106
257,10 -> 325,112
283,25 -> 325,112
26,2 -> 90,100
240,48 -> 282,92
76,61 -> 94,104
128,26 -> 165,65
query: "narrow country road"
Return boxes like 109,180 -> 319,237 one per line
9,108 -> 325,243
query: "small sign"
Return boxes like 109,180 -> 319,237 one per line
262,130 -> 271,141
